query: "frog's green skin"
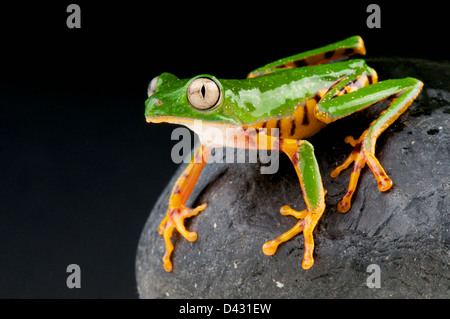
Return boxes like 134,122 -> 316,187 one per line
145,36 -> 423,272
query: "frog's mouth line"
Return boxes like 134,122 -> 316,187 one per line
145,116 -> 236,127
145,116 -> 195,125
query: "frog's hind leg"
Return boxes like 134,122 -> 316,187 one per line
262,139 -> 326,269
316,78 -> 423,213
247,36 -> 365,78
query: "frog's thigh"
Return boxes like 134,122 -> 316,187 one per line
316,78 -> 423,174
263,139 -> 325,269
315,78 -> 423,124
315,78 -> 423,212
247,36 -> 365,78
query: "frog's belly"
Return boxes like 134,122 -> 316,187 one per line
183,121 -> 243,148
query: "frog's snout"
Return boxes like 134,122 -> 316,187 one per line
145,111 -> 166,123
145,115 -> 156,123
145,95 -> 165,123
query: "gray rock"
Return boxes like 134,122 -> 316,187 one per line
136,58 -> 450,298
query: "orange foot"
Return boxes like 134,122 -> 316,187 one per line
331,132 -> 392,213
262,205 -> 322,269
158,203 -> 207,272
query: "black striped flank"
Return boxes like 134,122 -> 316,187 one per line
302,104 -> 309,125
276,119 -> 281,129
314,93 -> 322,103
290,117 -> 296,136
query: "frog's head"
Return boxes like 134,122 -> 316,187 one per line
145,73 -> 240,126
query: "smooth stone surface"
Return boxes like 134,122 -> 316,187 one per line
136,58 -> 450,298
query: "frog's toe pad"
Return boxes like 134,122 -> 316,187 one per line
302,256 -> 314,269
262,219 -> 306,255
377,174 -> 393,192
262,240 -> 280,256
337,196 -> 352,213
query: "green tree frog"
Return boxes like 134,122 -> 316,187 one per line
145,36 -> 423,272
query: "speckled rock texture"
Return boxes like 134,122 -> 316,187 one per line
136,58 -> 450,298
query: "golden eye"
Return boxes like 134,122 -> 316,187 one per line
147,76 -> 159,97
187,77 -> 221,110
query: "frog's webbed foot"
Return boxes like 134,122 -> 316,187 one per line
330,131 -> 392,213
263,206 -> 319,269
158,203 -> 207,272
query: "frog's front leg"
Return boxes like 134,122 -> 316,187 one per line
158,144 -> 212,272
262,138 -> 326,269
316,78 -> 423,213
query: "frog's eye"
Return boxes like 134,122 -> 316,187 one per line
187,77 -> 221,110
147,76 -> 159,97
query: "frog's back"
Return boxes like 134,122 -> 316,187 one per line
243,75 -> 329,140
228,59 -> 374,139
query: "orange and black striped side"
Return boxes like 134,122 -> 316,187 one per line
248,91 -> 327,140
248,71 -> 378,139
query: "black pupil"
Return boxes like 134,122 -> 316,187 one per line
201,85 -> 206,98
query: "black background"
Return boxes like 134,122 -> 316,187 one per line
0,1 -> 446,298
